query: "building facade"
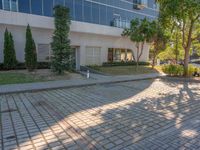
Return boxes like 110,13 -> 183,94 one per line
0,0 -> 158,69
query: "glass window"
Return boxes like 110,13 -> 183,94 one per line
31,0 -> 42,15
108,48 -> 133,62
113,49 -> 121,62
84,1 -> 92,23
3,0 -> 10,10
141,0 -> 148,6
54,0 -> 64,6
74,0 -> 83,21
106,7 -> 114,26
86,47 -> 101,65
37,44 -> 51,62
43,0 -> 53,16
99,5 -> 107,25
11,0 -> 17,11
18,0 -> 30,13
92,3 -> 99,24
3,0 -> 18,11
0,0 -> 2,9
65,0 -> 74,19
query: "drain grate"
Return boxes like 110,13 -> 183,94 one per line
1,109 -> 18,113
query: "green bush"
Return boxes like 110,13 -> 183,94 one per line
162,64 -> 184,76
187,65 -> 200,77
102,61 -> 150,67
162,64 -> 200,77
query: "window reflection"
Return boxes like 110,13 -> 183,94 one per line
1,0 -> 158,28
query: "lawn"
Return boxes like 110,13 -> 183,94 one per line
0,69 -> 83,85
0,72 -> 44,85
90,65 -> 159,76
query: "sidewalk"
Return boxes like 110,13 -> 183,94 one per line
0,73 -> 164,94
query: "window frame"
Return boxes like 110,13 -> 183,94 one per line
2,0 -> 18,11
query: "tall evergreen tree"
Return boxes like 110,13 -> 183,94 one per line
3,29 -> 17,69
9,33 -> 17,67
51,5 -> 72,74
25,24 -> 37,71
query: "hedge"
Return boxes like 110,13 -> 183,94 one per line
102,61 -> 150,67
0,62 -> 50,71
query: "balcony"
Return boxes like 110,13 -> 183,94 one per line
111,19 -> 130,29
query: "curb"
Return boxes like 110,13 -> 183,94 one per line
0,75 -> 161,95
160,76 -> 200,83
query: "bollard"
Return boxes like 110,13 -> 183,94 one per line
87,70 -> 90,79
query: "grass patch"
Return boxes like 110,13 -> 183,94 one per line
89,65 -> 159,75
0,72 -> 45,85
0,69 -> 83,85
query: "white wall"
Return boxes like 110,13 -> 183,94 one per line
0,10 -> 150,65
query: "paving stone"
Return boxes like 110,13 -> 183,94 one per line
1,79 -> 200,149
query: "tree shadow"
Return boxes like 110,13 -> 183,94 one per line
1,79 -> 200,149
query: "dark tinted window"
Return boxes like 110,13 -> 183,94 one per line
74,0 -> 83,21
0,0 -> 2,9
43,0 -> 53,16
18,0 -> 30,13
31,0 -> 42,15
65,0 -> 74,19
99,5 -> 107,25
106,7 -> 114,26
92,3 -> 100,24
54,0 -> 64,6
84,1 -> 92,23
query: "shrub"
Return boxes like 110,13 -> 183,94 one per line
162,64 -> 199,77
162,64 -> 184,76
3,29 -> 17,69
188,64 -> 199,77
0,62 -> 50,71
102,61 -> 150,67
25,25 -> 37,71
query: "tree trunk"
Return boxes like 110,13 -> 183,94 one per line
152,48 -> 157,69
184,47 -> 190,77
175,33 -> 178,64
152,56 -> 156,69
182,19 -> 194,77
136,43 -> 140,71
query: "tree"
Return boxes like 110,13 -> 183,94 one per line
158,0 -> 200,76
150,21 -> 168,68
122,18 -> 155,70
25,25 -> 37,71
158,43 -> 184,62
51,5 -> 72,74
157,25 -> 184,64
3,29 -> 17,69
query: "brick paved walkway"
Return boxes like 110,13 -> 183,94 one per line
1,79 -> 200,150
